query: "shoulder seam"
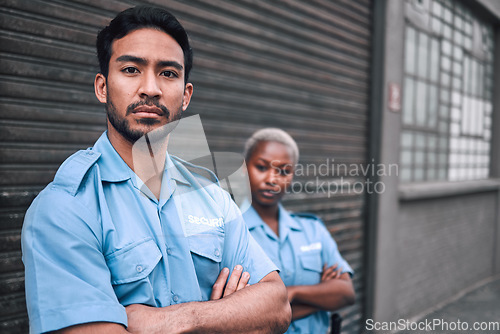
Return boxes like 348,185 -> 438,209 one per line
53,149 -> 101,196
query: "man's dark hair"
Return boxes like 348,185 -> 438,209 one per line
96,6 -> 193,83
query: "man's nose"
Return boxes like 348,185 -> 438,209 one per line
139,71 -> 162,98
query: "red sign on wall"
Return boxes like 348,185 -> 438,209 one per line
388,83 -> 401,112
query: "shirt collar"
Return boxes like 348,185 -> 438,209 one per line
92,131 -> 194,187
244,205 -> 265,230
165,154 -> 191,186
128,152 -> 188,205
244,204 -> 302,232
92,132 -> 131,182
278,204 -> 302,232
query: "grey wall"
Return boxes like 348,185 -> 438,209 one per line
369,0 -> 500,329
369,0 -> 404,324
396,191 -> 498,318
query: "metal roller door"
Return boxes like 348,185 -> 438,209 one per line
0,1 -> 372,333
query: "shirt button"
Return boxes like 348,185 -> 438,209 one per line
214,249 -> 220,257
173,295 -> 179,302
167,248 -> 172,255
136,265 -> 143,273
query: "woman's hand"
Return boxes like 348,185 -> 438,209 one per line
321,264 -> 342,282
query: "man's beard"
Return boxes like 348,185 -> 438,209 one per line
106,97 -> 182,143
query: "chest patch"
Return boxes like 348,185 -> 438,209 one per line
187,214 -> 224,228
300,242 -> 322,252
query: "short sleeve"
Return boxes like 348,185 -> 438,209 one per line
220,193 -> 278,284
316,221 -> 354,277
21,188 -> 127,333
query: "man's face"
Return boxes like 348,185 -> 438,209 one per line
94,28 -> 193,143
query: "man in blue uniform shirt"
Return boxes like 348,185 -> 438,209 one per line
21,6 -> 291,334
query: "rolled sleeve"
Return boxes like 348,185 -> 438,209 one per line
221,193 -> 278,284
318,222 -> 354,276
22,189 -> 127,333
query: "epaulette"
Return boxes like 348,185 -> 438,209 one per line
52,149 -> 101,196
290,212 -> 324,224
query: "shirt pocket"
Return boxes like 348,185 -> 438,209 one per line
105,237 -> 162,305
297,250 -> 322,285
188,231 -> 224,300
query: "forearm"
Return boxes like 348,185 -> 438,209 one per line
290,302 -> 320,321
290,274 -> 355,311
191,277 -> 290,333
138,272 -> 291,334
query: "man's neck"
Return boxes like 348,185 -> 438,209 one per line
107,129 -> 168,200
107,129 -> 136,170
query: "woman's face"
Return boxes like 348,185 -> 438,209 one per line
246,141 -> 295,208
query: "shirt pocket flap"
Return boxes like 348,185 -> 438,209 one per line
188,233 -> 223,263
106,238 -> 162,285
299,251 -> 322,272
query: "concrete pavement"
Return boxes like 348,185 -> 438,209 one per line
399,276 -> 500,334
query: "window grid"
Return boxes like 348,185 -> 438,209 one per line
401,0 -> 494,182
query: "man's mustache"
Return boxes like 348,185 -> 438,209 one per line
126,99 -> 170,117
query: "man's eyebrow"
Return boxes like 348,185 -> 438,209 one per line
158,61 -> 183,71
115,55 -> 147,64
115,56 -> 183,71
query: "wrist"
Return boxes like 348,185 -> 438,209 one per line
150,302 -> 199,334
175,302 -> 200,333
287,286 -> 297,302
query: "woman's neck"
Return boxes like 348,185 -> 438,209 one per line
253,202 -> 280,236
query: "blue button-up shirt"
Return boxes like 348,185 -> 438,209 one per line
22,132 -> 277,334
243,205 -> 353,334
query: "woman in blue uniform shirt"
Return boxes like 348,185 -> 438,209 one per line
242,128 -> 355,334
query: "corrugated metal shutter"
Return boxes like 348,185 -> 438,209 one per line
0,1 -> 371,333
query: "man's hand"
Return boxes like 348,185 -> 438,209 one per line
210,265 -> 250,300
321,263 -> 342,282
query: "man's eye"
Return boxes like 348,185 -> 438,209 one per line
122,67 -> 139,74
161,70 -> 178,78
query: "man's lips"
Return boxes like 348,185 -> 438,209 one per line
133,106 -> 164,116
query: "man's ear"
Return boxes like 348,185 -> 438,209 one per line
182,83 -> 193,111
94,73 -> 107,103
